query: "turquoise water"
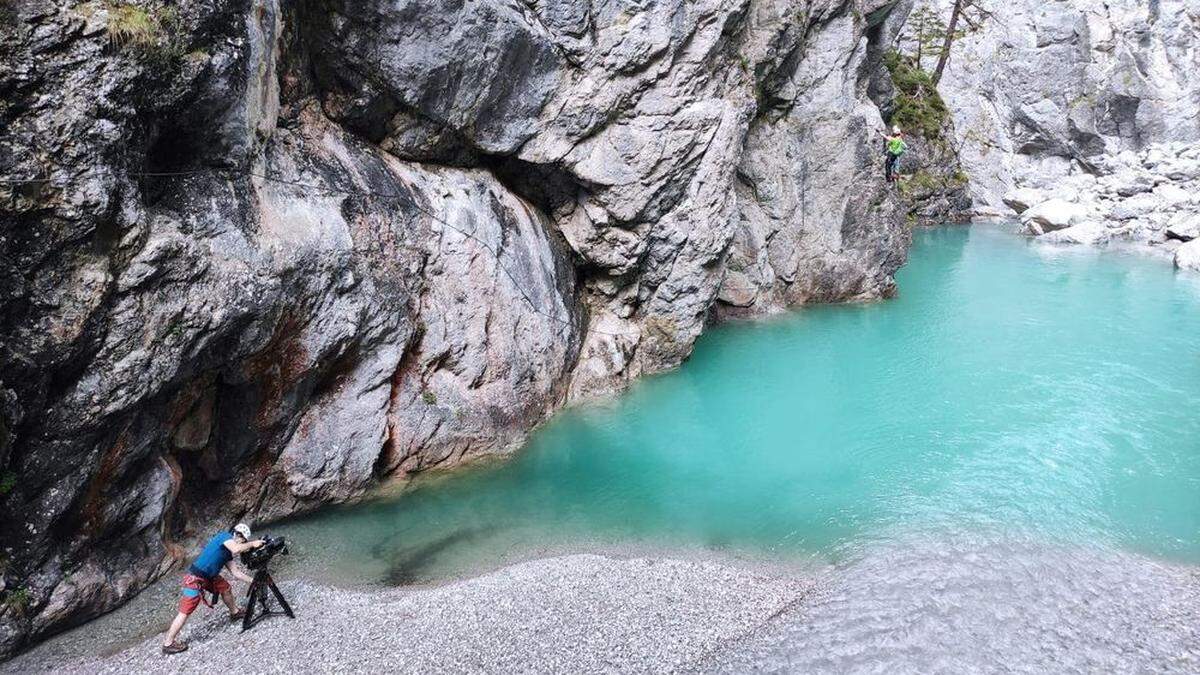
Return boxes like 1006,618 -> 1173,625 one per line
279,226 -> 1200,587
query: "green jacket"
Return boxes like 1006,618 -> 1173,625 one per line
887,137 -> 907,156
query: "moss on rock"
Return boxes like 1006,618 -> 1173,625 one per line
884,50 -> 949,141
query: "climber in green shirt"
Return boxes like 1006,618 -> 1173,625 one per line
880,126 -> 907,184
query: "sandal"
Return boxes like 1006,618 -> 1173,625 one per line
162,641 -> 188,655
229,609 -> 245,621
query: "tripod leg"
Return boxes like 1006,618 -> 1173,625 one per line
265,574 -> 295,619
242,581 -> 259,632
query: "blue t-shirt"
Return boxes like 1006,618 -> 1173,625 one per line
191,532 -> 233,578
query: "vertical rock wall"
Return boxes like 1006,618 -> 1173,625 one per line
919,0 -> 1200,211
0,0 -> 920,656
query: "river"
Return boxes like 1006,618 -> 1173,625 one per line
13,225 -> 1200,671
280,225 -> 1200,581
277,224 -> 1200,671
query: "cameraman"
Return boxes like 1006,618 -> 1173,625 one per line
162,523 -> 264,655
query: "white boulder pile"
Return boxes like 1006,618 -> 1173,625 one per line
1003,143 -> 1200,271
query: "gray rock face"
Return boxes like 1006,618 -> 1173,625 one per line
0,0 -> 922,656
922,0 -> 1200,211
720,4 -> 915,316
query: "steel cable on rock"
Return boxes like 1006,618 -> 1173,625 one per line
1,165 -> 643,339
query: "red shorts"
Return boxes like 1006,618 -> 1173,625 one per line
178,573 -> 231,615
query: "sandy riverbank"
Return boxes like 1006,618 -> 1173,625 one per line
1,554 -> 811,674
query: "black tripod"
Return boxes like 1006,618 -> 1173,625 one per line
241,568 -> 295,632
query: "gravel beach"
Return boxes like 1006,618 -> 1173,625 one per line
2,554 -> 811,674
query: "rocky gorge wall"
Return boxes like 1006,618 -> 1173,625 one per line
909,0 -> 1200,268
927,0 -> 1200,211
0,0 -> 923,656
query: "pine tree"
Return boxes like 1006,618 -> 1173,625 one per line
906,6 -> 947,72
931,0 -> 994,85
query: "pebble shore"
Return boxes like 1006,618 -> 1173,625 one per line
2,554 -> 810,674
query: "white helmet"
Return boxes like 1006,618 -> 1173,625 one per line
232,523 -> 252,539
892,125 -> 902,134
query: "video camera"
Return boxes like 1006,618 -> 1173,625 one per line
237,535 -> 295,630
240,535 -> 289,570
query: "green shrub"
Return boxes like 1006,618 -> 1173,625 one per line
884,50 -> 949,140
421,390 -> 437,405
0,471 -> 14,497
3,587 -> 31,616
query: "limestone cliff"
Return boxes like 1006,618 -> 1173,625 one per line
0,0 -> 918,655
920,0 -> 1199,265
925,0 -> 1199,212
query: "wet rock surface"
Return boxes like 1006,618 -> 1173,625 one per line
0,0 -> 921,656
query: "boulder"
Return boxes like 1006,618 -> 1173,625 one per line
1003,187 -> 1046,214
1113,171 -> 1157,197
1163,159 -> 1200,182
1039,221 -> 1111,245
1142,147 -> 1170,169
1021,198 -> 1091,235
1064,173 -> 1098,190
1166,213 -> 1200,241
1175,239 -> 1200,272
1153,183 -> 1192,208
1120,217 -> 1169,243
1106,193 -> 1161,221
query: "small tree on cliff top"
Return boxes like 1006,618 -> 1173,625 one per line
899,0 -> 994,84
906,6 -> 947,72
930,0 -> 995,85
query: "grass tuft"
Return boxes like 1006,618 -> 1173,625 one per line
105,2 -> 183,61
107,4 -> 157,48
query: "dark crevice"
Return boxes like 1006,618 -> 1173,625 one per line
139,123 -> 206,205
480,154 -> 584,216
310,343 -> 362,402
